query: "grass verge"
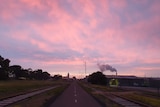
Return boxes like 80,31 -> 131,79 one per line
0,80 -> 56,99
79,82 -> 123,107
80,82 -> 160,107
6,82 -> 69,107
121,93 -> 160,107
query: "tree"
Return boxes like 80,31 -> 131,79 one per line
10,65 -> 22,79
88,71 -> 107,85
0,56 -> 10,80
52,74 -> 62,80
0,55 -> 51,80
2,59 -> 10,69
32,69 -> 42,80
32,69 -> 50,80
42,72 -> 50,80
0,56 -> 4,67
0,68 -> 8,80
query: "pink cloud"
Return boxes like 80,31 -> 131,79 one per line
0,1 -> 22,22
10,31 -> 29,41
21,0 -> 43,9
134,67 -> 160,74
110,0 -> 127,9
30,39 -> 52,52
68,0 -> 96,17
1,0 -> 160,77
132,0 -> 149,5
79,0 -> 96,17
29,22 -> 87,53
150,1 -> 160,13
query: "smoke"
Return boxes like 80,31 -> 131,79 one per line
97,63 -> 117,72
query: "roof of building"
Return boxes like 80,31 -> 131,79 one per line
105,75 -> 160,80
106,75 -> 138,79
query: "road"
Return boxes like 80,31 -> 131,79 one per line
49,81 -> 102,107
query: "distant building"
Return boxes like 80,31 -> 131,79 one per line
62,73 -> 70,80
105,75 -> 160,87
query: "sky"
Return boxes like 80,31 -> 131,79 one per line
0,0 -> 160,78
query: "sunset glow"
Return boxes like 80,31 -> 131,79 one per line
0,0 -> 160,78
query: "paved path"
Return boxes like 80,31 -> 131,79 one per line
107,95 -> 142,107
0,86 -> 58,107
89,85 -> 143,107
50,81 -> 102,107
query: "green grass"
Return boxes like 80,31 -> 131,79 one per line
79,82 -> 123,107
0,80 -> 60,99
7,83 -> 69,107
92,93 -> 123,107
90,84 -> 124,92
92,84 -> 160,107
122,93 -> 160,107
80,82 -> 160,107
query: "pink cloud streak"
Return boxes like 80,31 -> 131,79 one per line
0,0 -> 160,77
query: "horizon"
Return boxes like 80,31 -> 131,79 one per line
0,0 -> 160,78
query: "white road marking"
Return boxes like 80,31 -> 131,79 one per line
74,86 -> 77,94
75,99 -> 77,103
74,85 -> 77,103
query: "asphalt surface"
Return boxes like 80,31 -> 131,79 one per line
50,81 -> 102,107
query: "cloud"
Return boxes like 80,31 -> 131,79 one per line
0,0 -> 160,77
110,0 -> 127,9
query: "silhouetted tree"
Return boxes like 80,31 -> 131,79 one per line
88,71 -> 107,85
26,68 -> 33,79
2,59 -> 10,69
0,68 -> 8,80
0,56 -> 4,67
32,69 -> 50,80
21,69 -> 29,79
52,74 -> 62,80
10,65 -> 22,79
34,69 -> 43,80
0,56 -> 10,80
0,55 -> 51,80
42,72 -> 50,80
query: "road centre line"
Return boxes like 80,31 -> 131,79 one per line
75,99 -> 77,103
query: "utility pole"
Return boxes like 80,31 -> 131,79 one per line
84,61 -> 86,77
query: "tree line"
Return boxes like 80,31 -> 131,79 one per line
0,55 -> 50,80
